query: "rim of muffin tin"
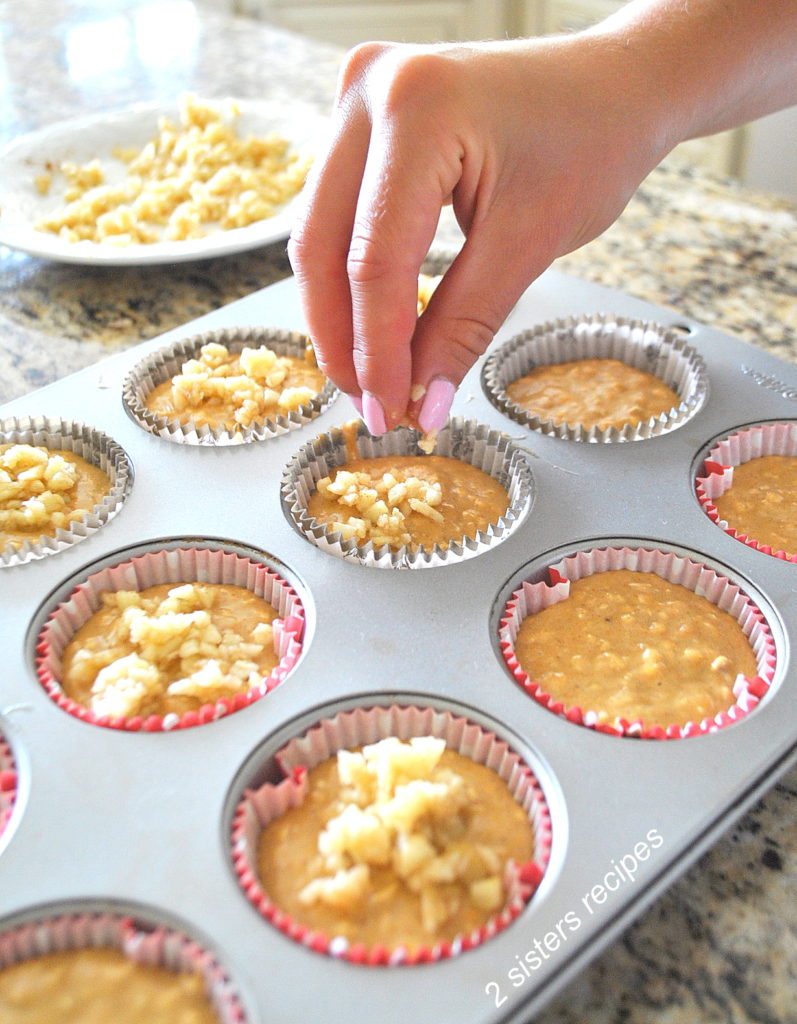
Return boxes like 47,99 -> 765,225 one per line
0,904 -> 248,1022
121,325 -> 338,446
493,541 -> 780,740
29,538 -> 306,733
228,699 -> 553,966
0,416 -> 133,568
695,419 -> 797,564
481,313 -> 708,442
280,416 -> 534,569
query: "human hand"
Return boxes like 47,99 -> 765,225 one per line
287,32 -> 677,435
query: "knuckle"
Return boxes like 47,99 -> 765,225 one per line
338,41 -> 393,94
379,48 -> 457,115
346,233 -> 395,286
423,313 -> 497,378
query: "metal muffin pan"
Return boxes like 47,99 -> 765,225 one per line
1,267 -> 796,1024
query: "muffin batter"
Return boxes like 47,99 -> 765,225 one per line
61,582 -> 279,719
713,454 -> 797,555
0,947 -> 219,1024
145,340 -> 325,429
0,443 -> 110,550
307,454 -> 509,550
506,358 -> 680,430
257,736 -> 534,951
514,569 -> 758,728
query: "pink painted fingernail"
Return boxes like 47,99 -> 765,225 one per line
418,377 -> 455,434
348,394 -> 363,416
362,391 -> 387,435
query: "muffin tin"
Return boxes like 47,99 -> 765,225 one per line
1,267 -> 796,1023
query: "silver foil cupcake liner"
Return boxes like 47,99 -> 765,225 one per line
482,314 -> 708,442
0,911 -> 246,1022
696,421 -> 797,562
231,702 -> 552,965
280,416 -> 533,569
34,544 -> 305,732
499,545 -> 777,739
122,325 -> 338,446
0,416 -> 133,568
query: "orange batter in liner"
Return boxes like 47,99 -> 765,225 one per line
0,947 -> 219,1024
506,358 -> 680,430
712,455 -> 797,556
145,341 -> 325,430
61,582 -> 279,719
306,454 -> 509,551
513,569 -> 758,728
257,737 -> 534,952
0,443 -> 110,550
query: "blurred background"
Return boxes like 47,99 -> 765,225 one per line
196,0 -> 797,201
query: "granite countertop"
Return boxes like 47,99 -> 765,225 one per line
1,1 -> 797,1021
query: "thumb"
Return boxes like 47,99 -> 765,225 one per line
410,225 -> 556,433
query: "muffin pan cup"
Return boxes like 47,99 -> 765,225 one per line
281,417 -> 533,568
0,911 -> 247,1022
498,544 -> 777,739
0,415 -> 133,567
0,735 -> 16,841
696,420 -> 797,561
122,325 -> 338,446
32,544 -> 305,732
481,313 -> 708,442
2,269 -> 797,1024
231,702 -> 552,965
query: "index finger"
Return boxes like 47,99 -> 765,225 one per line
287,62 -> 375,401
345,55 -> 468,432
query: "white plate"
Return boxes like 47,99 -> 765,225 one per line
0,98 -> 329,266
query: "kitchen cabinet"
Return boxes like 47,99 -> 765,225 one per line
234,0 -> 508,46
229,0 -> 748,178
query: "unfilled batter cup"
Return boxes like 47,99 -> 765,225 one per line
231,703 -> 552,965
499,545 -> 776,739
0,911 -> 247,1022
122,325 -> 338,445
482,314 -> 708,442
34,544 -> 305,731
281,417 -> 533,568
0,415 -> 133,567
696,421 -> 797,563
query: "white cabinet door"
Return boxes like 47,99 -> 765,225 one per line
240,0 -> 508,47
516,0 -> 624,35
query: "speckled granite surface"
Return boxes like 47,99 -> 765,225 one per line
1,2 -> 797,1022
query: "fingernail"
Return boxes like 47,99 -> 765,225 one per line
348,394 -> 363,415
362,391 -> 387,435
418,377 -> 455,434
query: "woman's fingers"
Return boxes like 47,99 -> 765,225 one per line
409,245 -> 550,432
287,50 -> 378,402
292,44 -> 476,433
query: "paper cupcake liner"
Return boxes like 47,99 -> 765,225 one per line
231,703 -> 552,965
0,416 -> 133,568
0,911 -> 246,1022
0,735 -> 16,839
696,421 -> 797,563
34,545 -> 304,732
281,417 -> 533,568
499,545 -> 777,739
122,325 -> 338,446
482,314 -> 708,442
